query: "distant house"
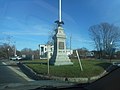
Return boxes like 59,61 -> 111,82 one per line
38,44 -> 73,59
71,49 -> 94,59
86,51 -> 94,57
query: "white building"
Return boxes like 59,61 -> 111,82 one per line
38,44 -> 54,59
38,44 -> 72,59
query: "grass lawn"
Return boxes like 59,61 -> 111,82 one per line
24,59 -> 111,78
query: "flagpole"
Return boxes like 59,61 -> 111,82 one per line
59,0 -> 62,22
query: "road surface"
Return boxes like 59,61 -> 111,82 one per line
0,60 -> 76,90
86,67 -> 120,90
0,61 -> 27,84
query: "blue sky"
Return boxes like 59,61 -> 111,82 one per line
0,0 -> 120,50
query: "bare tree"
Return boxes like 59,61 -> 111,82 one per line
0,43 -> 14,59
47,24 -> 56,45
89,22 -> 120,59
77,47 -> 88,59
21,48 -> 33,55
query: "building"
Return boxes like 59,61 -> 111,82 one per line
38,44 -> 54,59
38,44 -> 72,59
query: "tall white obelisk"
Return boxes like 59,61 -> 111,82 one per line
49,0 -> 73,65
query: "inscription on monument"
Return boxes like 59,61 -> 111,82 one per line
59,42 -> 64,49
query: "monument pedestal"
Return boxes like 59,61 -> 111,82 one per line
49,26 -> 73,66
50,50 -> 73,65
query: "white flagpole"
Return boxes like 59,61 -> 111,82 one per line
59,0 -> 62,22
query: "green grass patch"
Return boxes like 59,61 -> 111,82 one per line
25,59 -> 111,78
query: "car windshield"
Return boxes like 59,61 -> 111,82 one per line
0,0 -> 120,90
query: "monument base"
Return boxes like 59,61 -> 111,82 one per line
53,61 -> 73,66
49,53 -> 73,66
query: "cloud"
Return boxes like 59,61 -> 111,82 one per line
5,16 -> 13,20
70,35 -> 93,44
2,31 -> 49,36
76,39 -> 93,43
1,16 -> 52,36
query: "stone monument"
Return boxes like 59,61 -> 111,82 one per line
49,0 -> 73,65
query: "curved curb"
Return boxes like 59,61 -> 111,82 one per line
18,62 -> 118,83
17,62 -> 50,80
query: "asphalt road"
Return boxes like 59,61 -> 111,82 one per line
0,61 -> 27,84
0,60 -> 77,90
86,67 -> 120,90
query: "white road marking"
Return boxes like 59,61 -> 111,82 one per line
2,62 -> 34,81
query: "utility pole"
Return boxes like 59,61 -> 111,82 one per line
47,44 -> 50,75
14,42 -> 17,57
70,34 -> 72,55
38,44 -> 41,59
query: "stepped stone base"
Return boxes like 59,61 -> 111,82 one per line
50,53 -> 73,66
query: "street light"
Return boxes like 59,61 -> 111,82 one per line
110,42 -> 113,45
110,41 -> 113,62
7,48 -> 9,60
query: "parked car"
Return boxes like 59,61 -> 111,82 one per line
10,56 -> 22,60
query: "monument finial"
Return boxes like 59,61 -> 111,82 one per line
55,0 -> 64,26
